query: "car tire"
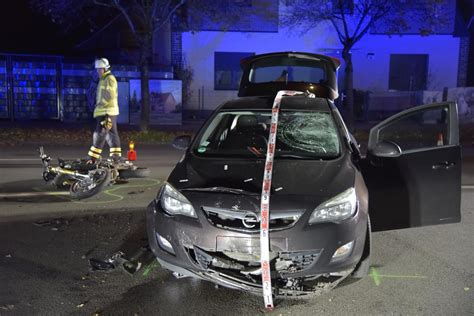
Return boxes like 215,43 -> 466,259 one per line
351,216 -> 372,279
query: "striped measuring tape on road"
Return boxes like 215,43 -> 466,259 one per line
260,90 -> 304,310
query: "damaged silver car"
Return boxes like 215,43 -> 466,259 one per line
146,52 -> 461,298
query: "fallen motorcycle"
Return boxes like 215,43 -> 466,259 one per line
39,146 -> 150,199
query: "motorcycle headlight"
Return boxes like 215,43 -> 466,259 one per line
159,183 -> 197,218
309,188 -> 357,224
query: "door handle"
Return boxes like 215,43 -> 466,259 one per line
432,161 -> 455,170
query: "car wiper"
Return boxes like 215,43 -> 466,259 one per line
182,187 -> 259,196
275,154 -> 310,159
275,154 -> 336,160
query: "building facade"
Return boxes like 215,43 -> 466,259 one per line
179,0 -> 464,118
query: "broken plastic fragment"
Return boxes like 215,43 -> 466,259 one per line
172,272 -> 188,279
179,179 -> 189,183
89,249 -> 149,275
89,258 -> 116,271
275,187 -> 283,191
244,178 -> 253,182
123,261 -> 142,275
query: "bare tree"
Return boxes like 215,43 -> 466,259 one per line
32,0 -> 186,131
283,0 -> 447,131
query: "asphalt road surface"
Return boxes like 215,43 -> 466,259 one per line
1,145 -> 473,315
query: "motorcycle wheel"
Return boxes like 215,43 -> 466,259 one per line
119,167 -> 150,179
52,174 -> 72,189
69,168 -> 111,200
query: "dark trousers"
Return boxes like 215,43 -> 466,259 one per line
87,115 -> 122,160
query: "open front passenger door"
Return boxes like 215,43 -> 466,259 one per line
361,102 -> 461,232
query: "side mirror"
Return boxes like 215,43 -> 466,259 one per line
371,140 -> 402,158
172,135 -> 191,150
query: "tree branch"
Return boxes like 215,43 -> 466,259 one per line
353,15 -> 375,44
352,4 -> 369,39
330,18 -> 345,44
151,0 -> 159,20
93,0 -> 115,8
112,0 -> 137,36
339,2 -> 350,38
153,0 -> 186,32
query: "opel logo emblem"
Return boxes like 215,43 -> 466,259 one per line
242,212 -> 259,228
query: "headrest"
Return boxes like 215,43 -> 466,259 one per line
237,115 -> 258,127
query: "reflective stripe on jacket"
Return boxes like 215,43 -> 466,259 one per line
94,71 -> 119,118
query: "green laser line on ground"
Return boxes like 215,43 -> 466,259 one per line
369,267 -> 428,286
142,261 -> 160,277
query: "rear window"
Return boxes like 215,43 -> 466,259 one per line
193,110 -> 340,159
249,56 -> 327,84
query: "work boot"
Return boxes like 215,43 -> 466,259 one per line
112,156 -> 129,167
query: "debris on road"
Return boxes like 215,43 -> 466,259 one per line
89,252 -> 124,272
76,301 -> 88,308
0,304 -> 14,311
89,251 -> 143,275
33,218 -> 70,231
5,254 -> 12,258
128,190 -> 145,195
88,244 -> 155,276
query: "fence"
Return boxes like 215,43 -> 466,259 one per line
0,53 -> 178,124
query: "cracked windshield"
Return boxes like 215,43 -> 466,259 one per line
194,111 -> 340,159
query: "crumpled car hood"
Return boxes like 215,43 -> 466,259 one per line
168,152 -> 355,199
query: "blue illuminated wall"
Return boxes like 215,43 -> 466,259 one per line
0,58 -> 7,118
1,54 -> 176,123
12,57 -> 59,120
181,1 -> 460,113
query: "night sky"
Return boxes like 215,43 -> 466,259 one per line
0,0 -> 74,54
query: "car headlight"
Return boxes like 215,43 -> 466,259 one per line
308,188 -> 357,224
159,183 -> 197,218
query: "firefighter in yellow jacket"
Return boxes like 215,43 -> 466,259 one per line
87,58 -> 122,163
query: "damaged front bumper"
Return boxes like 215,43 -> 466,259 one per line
146,199 -> 367,298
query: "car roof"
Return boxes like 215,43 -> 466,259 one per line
217,95 -> 333,112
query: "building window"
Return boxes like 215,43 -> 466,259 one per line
389,54 -> 428,91
214,52 -> 254,90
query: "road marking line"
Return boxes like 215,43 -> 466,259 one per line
1,178 -> 161,202
72,178 -> 161,204
0,158 -> 39,161
461,185 -> 474,189
0,191 -> 70,198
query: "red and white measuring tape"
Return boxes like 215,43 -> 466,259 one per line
260,90 -> 304,310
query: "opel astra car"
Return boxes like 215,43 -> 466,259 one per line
146,52 -> 461,297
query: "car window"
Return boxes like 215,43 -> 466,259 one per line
378,106 -> 449,151
194,110 -> 340,159
249,56 -> 326,84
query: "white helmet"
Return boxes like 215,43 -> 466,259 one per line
94,58 -> 110,69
